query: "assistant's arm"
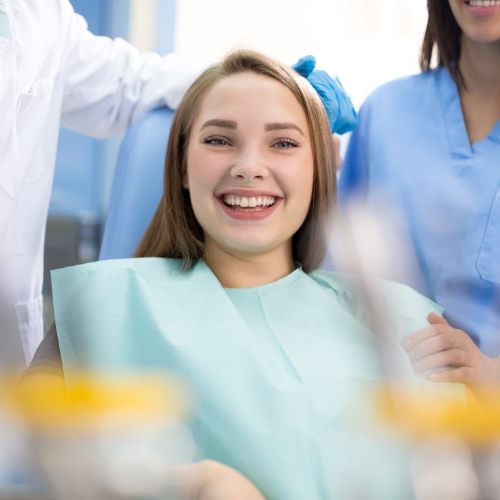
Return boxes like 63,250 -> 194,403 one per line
57,0 -> 202,137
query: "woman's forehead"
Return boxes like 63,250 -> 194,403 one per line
194,72 -> 308,128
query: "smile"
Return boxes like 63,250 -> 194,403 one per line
223,194 -> 277,209
217,191 -> 282,221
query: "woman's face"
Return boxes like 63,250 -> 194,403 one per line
185,72 -> 314,263
448,0 -> 500,44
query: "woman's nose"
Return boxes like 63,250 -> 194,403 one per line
230,151 -> 268,181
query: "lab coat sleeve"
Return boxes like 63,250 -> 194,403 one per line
57,0 -> 202,138
337,100 -> 372,205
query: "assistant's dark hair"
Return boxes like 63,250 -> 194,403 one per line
420,0 -> 464,87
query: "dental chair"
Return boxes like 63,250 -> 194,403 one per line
99,108 -> 175,260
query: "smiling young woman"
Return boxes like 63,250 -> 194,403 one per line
28,49 -> 458,500
135,50 -> 335,281
182,71 -> 315,287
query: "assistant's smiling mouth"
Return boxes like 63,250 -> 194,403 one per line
464,0 -> 500,7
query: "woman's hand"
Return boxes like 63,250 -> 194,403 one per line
402,313 -> 500,386
167,460 -> 265,500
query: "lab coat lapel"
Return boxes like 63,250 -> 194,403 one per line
0,34 -> 19,199
0,31 -> 22,261
0,0 -> 14,150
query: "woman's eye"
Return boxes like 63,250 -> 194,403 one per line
273,138 -> 299,149
204,136 -> 231,146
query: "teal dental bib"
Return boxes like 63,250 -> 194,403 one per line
52,258 -> 451,499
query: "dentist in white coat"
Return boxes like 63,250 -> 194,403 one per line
0,0 -> 199,367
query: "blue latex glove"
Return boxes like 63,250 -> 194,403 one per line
292,55 -> 358,134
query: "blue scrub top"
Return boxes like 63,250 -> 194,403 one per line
339,67 -> 500,356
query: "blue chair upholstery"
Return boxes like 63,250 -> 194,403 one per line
99,108 -> 175,260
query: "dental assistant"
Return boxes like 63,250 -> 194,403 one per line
339,0 -> 500,385
0,0 -> 199,366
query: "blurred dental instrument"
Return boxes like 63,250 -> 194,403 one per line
329,197 -> 485,500
330,197 -> 424,385
0,373 -> 195,499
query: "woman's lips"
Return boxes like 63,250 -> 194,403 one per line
222,193 -> 277,208
217,194 -> 282,221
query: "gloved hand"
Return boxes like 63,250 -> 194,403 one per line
292,55 -> 358,134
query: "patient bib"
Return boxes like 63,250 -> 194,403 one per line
52,258 -> 444,500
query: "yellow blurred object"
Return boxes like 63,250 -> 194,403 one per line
0,373 -> 196,499
3,372 -> 189,430
376,385 -> 500,444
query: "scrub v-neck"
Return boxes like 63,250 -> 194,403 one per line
438,67 -> 500,158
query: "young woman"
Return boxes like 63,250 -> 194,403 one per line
339,0 -> 500,386
32,50 -> 444,499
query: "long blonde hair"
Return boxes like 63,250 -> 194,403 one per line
135,49 -> 336,273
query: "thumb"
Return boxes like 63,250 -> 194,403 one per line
427,312 -> 448,325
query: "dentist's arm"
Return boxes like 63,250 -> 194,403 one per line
57,0 -> 201,137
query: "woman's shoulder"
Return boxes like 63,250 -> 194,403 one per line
51,257 -> 185,278
310,269 -> 439,305
363,68 -> 444,112
50,258 -> 192,295
309,270 -> 442,330
308,269 -> 353,295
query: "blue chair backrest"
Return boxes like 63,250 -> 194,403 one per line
99,108 -> 175,260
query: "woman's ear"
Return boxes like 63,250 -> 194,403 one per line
182,171 -> 189,190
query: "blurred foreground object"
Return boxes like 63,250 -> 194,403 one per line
0,373 -> 194,499
332,199 -> 500,500
330,197 -> 428,383
376,386 -> 500,500
377,386 -> 500,445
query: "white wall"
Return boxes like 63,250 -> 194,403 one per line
174,0 -> 428,108
129,0 -> 158,52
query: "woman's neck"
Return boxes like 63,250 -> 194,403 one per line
458,38 -> 500,143
203,244 -> 295,288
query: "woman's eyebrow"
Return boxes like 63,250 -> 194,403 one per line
200,119 -> 237,130
265,122 -> 304,136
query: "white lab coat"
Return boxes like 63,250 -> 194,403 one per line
0,0 -> 200,367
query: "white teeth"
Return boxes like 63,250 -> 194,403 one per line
223,195 -> 276,208
468,0 -> 500,6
